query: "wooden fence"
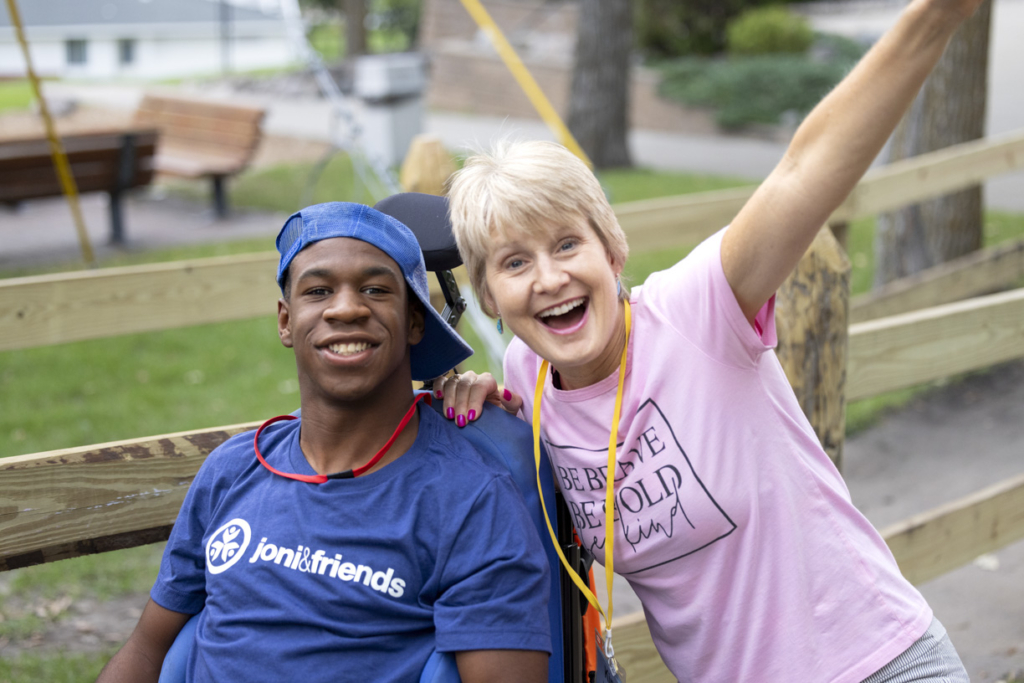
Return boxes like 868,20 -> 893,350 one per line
2,129 -> 1024,680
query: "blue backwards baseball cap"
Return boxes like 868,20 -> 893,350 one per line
275,202 -> 473,381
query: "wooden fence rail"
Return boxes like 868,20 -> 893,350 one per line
4,286 -> 1020,572
850,237 -> 1024,322
615,128 -> 1024,252
0,254 -> 278,353
847,287 -> 1024,401
4,129 -> 1023,353
0,422 -> 257,571
0,254 -> 467,353
881,472 -> 1024,586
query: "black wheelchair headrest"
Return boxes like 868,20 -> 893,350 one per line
374,192 -> 463,272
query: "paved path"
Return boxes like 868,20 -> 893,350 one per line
0,192 -> 286,271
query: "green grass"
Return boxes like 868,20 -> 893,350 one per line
230,153 -> 376,214
0,79 -> 34,113
0,317 -> 300,459
0,650 -> 116,683
597,166 -> 753,203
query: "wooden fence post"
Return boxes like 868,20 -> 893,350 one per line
775,226 -> 852,469
399,134 -> 456,196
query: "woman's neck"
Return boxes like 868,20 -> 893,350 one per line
553,300 -> 628,391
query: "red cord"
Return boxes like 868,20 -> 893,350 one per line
253,393 -> 427,484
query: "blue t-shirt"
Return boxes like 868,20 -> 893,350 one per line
151,405 -> 552,683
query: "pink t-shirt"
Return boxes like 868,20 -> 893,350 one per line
503,229 -> 931,683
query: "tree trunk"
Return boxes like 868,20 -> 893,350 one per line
874,0 -> 992,287
344,0 -> 367,58
567,0 -> 632,169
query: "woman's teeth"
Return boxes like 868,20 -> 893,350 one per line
328,342 -> 371,356
539,298 -> 585,318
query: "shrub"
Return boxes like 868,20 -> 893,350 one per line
726,6 -> 814,55
658,52 -> 850,129
635,0 -> 774,58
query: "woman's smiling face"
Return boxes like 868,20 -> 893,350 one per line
483,217 -> 625,389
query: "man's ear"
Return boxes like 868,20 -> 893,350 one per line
277,298 -> 294,348
407,298 -> 426,347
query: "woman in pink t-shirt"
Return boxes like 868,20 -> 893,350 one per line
436,0 -> 982,680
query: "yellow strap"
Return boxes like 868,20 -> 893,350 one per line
456,0 -> 593,169
5,0 -> 95,266
533,300 -> 631,653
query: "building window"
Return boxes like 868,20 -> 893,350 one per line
118,39 -> 135,65
66,39 -> 87,65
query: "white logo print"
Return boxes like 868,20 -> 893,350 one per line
206,518 -> 252,574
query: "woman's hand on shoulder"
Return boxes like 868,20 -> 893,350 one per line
432,371 -> 523,427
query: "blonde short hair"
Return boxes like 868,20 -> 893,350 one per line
447,139 -> 629,317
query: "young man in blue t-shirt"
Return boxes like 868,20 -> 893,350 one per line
98,202 -> 551,683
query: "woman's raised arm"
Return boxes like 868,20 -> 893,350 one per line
722,0 -> 986,322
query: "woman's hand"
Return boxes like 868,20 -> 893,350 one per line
432,372 -> 523,427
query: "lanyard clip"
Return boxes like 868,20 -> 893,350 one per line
603,628 -> 615,659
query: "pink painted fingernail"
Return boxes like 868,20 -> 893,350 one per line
468,409 -> 476,422
456,414 -> 466,428
435,389 -> 443,399
503,389 -> 512,401
446,407 -> 454,419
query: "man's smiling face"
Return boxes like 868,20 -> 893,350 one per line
277,238 -> 425,406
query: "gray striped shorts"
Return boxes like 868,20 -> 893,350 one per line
861,618 -> 969,683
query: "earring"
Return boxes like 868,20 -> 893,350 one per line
496,318 -> 504,334
616,278 -> 622,297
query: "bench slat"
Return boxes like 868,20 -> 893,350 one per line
136,95 -> 264,125
0,131 -> 158,200
0,423 -> 258,571
135,108 -> 261,146
133,95 -> 263,180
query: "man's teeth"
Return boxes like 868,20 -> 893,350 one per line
328,342 -> 371,356
539,298 -> 585,318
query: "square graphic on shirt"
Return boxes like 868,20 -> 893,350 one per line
546,399 -> 737,574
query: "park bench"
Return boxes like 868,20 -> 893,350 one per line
0,129 -> 158,244
133,94 -> 266,219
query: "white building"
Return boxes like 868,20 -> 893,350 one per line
0,0 -> 295,81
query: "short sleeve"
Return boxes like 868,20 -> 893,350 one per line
150,453 -> 219,614
432,474 -> 552,654
502,337 -> 539,419
639,227 -> 776,367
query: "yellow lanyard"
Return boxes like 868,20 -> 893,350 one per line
532,299 -> 631,659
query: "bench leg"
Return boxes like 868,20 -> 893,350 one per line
109,190 -> 125,245
212,176 -> 228,219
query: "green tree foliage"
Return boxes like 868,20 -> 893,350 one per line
635,0 -> 774,57
367,0 -> 421,49
726,6 -> 814,55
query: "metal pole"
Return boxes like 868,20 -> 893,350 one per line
220,0 -> 231,75
5,0 -> 96,266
